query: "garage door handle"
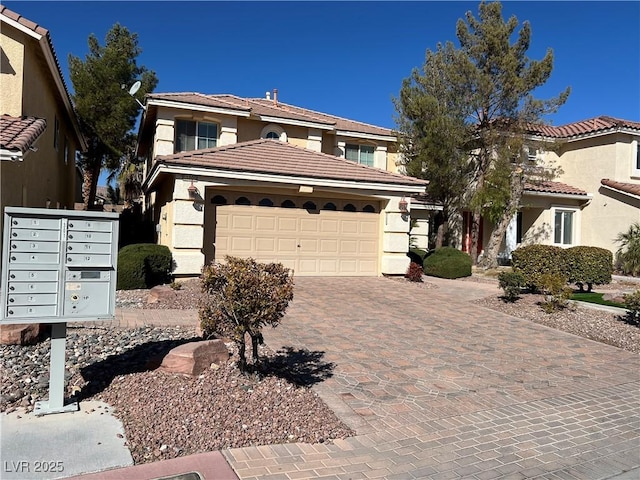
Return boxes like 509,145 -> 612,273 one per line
297,244 -> 301,248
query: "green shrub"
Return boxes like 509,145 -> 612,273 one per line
565,246 -> 613,291
623,289 -> 640,319
199,256 -> 294,372
117,243 -> 173,290
511,244 -> 568,291
498,270 -> 526,302
423,247 -> 472,279
615,223 -> 640,276
538,273 -> 572,313
407,248 -> 427,266
405,262 -> 424,282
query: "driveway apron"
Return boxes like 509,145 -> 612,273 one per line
223,277 -> 640,479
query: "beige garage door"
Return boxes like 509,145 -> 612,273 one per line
214,205 -> 380,276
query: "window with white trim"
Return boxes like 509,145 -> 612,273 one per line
175,120 -> 218,153
553,208 -> 575,245
345,144 -> 375,167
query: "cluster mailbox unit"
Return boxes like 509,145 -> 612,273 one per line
1,207 -> 119,415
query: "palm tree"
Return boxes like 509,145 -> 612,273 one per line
615,223 -> 640,276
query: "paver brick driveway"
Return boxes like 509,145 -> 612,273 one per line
224,277 -> 640,479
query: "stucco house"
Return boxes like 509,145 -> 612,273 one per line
138,91 -> 427,277
0,5 -> 86,223
473,116 -> 640,260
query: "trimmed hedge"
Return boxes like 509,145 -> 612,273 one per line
423,247 -> 472,279
511,244 -> 568,290
566,246 -> 612,291
117,243 -> 173,290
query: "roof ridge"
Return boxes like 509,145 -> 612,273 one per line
0,5 -> 49,36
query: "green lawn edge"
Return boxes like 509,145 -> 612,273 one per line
570,292 -> 625,309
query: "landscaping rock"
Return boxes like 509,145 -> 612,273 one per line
159,340 -> 229,376
0,324 -> 46,345
147,285 -> 178,304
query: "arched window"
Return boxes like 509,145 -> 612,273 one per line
260,124 -> 287,142
211,195 -> 227,205
322,202 -> 337,211
258,198 -> 274,207
344,203 -> 356,212
363,204 -> 376,213
303,201 -> 317,210
235,196 -> 251,205
281,199 -> 296,208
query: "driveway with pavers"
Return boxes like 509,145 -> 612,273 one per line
223,276 -> 640,480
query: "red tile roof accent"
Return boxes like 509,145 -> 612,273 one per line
147,93 -> 394,137
0,4 -> 48,36
601,179 -> 640,198
528,116 -> 640,138
0,115 -> 47,153
524,180 -> 588,196
155,139 -> 426,187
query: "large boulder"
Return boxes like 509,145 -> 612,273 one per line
0,324 -> 47,345
159,340 -> 229,376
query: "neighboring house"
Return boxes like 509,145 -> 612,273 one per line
0,6 -> 86,223
470,116 -> 640,260
138,91 -> 427,277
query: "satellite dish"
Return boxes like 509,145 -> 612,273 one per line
128,81 -> 141,96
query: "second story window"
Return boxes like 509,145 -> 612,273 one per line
175,120 -> 218,153
345,144 -> 375,167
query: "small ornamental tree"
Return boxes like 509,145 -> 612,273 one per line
199,256 -> 294,372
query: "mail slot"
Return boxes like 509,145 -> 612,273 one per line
1,207 -> 119,324
11,228 -> 61,241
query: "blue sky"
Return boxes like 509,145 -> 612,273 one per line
5,1 -> 640,144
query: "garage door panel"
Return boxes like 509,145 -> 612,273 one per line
214,203 -> 379,276
256,216 -> 277,231
360,221 -> 378,235
300,218 -> 319,232
255,237 -> 276,253
278,217 -> 297,231
340,240 -> 358,254
232,215 -> 253,230
341,220 -> 359,234
320,239 -> 338,253
360,240 -> 377,254
230,237 -> 253,252
277,238 -> 298,253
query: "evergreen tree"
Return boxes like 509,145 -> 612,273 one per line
396,1 -> 569,265
69,24 -> 158,210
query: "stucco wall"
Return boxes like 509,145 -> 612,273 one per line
543,133 -> 640,252
0,23 -> 78,212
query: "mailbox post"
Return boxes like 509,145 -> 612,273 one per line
1,207 -> 119,415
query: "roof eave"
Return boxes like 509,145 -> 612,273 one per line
601,184 -> 640,202
524,190 -> 593,202
147,98 -> 251,117
256,114 -> 335,131
144,162 -> 427,195
336,130 -> 396,142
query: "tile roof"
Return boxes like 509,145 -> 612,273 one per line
1,5 -> 85,150
601,179 -> 640,198
528,116 -> 640,139
524,180 -> 589,197
0,4 -> 48,36
0,115 -> 47,153
147,93 -> 394,137
154,139 -> 426,187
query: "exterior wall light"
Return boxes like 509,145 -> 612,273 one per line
399,197 -> 409,213
188,180 -> 198,198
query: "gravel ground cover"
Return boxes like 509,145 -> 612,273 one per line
1,275 -> 638,465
